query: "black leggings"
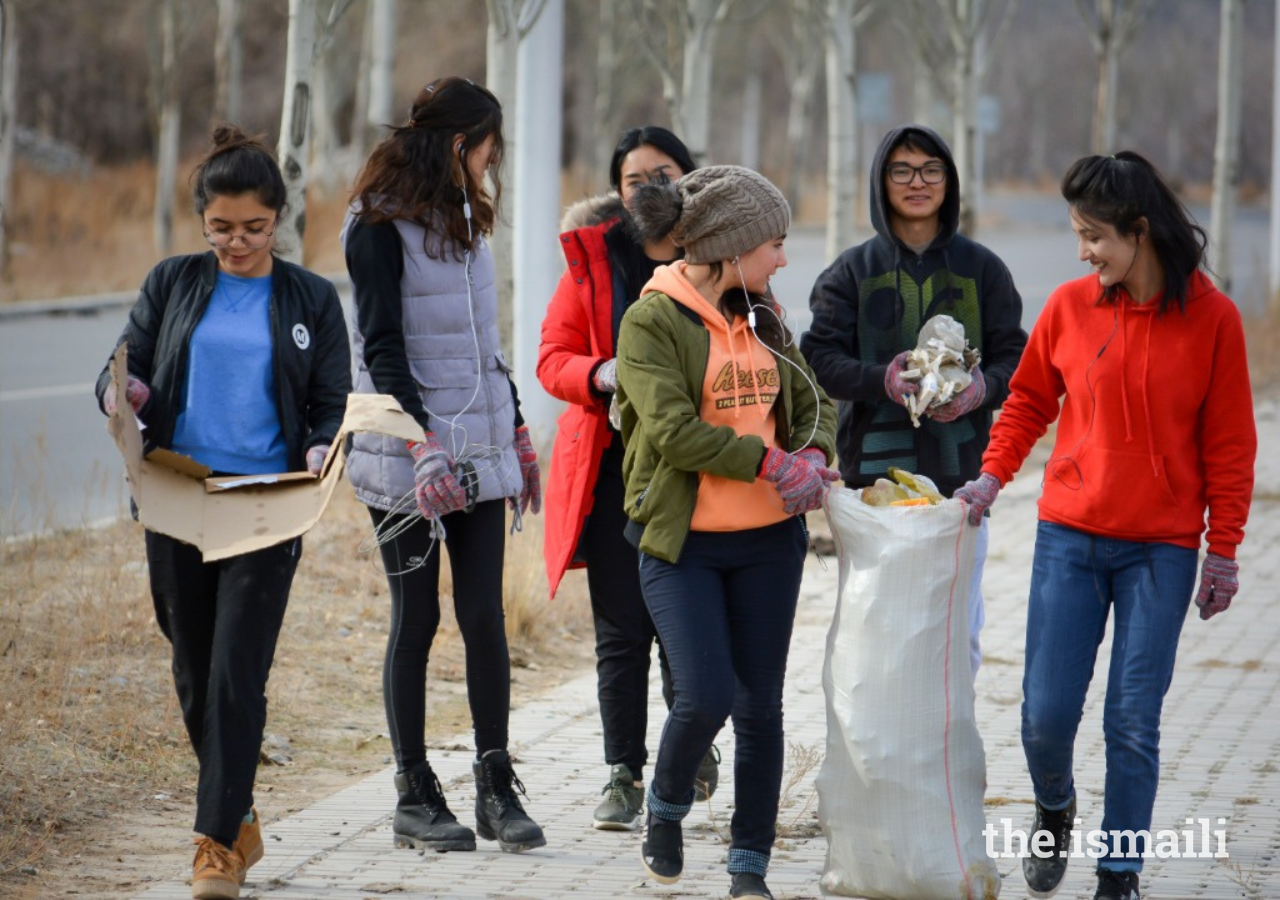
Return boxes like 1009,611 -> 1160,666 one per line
369,499 -> 510,769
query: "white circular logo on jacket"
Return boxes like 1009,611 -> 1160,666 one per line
292,324 -> 310,349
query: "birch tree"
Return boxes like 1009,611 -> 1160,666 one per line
901,0 -> 1017,236
1074,0 -> 1149,154
624,0 -> 739,165
592,0 -> 619,178
770,0 -> 825,211
1271,0 -> 1280,311
275,0 -> 358,262
363,0 -> 397,149
214,0 -> 243,125
0,0 -> 18,291
824,0 -> 875,258
485,0 -> 550,326
1209,0 -> 1242,294
153,0 -> 180,257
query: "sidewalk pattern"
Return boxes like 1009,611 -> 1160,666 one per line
135,402 -> 1280,899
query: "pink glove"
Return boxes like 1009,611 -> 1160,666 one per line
930,365 -> 987,423
797,447 -> 841,484
407,433 -> 468,520
761,447 -> 832,515
1195,553 -> 1238,620
104,376 -> 151,415
305,444 -> 330,476
512,425 -> 541,515
883,351 -> 917,408
954,472 -> 1000,525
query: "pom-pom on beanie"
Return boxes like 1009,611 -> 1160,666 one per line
628,165 -> 790,264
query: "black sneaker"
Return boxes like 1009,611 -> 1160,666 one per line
593,763 -> 643,831
1023,795 -> 1076,898
640,810 -> 683,884
694,744 -> 721,802
730,872 -> 774,899
1094,869 -> 1140,900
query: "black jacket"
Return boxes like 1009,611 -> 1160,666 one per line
95,252 -> 352,472
801,124 -> 1028,494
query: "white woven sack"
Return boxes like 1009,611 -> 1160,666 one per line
817,487 -> 1000,900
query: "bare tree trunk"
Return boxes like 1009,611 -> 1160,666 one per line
512,0 -> 564,438
593,0 -> 617,180
824,0 -> 859,258
276,0 -> 317,263
1271,0 -> 1280,311
678,0 -> 734,165
214,0 -> 243,125
364,0 -> 396,147
1077,0 -> 1148,154
487,0 -> 521,347
1209,0 -> 1242,294
0,0 -> 19,291
740,56 -> 761,171
154,0 -> 180,258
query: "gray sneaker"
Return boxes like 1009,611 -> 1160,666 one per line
694,744 -> 721,802
593,763 -> 644,831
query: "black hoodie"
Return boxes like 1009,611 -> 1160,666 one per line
800,125 -> 1027,494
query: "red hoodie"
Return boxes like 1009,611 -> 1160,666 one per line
981,271 -> 1255,559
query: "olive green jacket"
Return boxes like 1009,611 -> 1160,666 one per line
615,290 -> 838,564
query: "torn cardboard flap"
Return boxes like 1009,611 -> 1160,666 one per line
106,344 -> 420,561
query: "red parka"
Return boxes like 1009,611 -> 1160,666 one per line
536,197 -> 623,598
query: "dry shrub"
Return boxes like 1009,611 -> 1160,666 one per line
2,161 -> 352,303
1244,308 -> 1280,394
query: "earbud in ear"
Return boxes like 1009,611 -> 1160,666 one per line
455,141 -> 464,153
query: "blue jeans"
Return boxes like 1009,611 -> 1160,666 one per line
1021,521 -> 1197,872
639,517 -> 806,875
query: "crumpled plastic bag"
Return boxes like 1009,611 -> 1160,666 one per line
900,315 -> 981,427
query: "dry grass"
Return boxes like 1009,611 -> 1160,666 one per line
0,485 -> 593,897
2,161 -> 351,303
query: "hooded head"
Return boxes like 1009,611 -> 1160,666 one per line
628,165 -> 790,265
869,125 -> 960,250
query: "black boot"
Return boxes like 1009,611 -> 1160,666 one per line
392,763 -> 476,852
473,749 -> 546,853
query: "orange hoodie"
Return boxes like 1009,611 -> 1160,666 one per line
981,271 -> 1255,558
643,263 -> 788,532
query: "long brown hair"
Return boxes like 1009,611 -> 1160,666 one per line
350,76 -> 504,260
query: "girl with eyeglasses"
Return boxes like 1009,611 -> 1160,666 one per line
94,124 -> 352,900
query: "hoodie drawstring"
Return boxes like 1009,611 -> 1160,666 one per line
1119,302 -> 1134,443
1141,315 -> 1158,477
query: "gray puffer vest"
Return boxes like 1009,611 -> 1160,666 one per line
341,213 -> 521,511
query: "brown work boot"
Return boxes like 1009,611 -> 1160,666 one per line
232,808 -> 263,883
191,835 -> 241,900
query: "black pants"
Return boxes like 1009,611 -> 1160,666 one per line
145,530 -> 300,848
582,439 -> 672,776
370,499 -> 510,769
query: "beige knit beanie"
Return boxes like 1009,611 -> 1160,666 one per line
657,165 -> 791,264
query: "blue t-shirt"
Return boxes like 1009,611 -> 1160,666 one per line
170,271 -> 288,474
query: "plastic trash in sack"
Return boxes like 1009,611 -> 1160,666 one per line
816,486 -> 1000,899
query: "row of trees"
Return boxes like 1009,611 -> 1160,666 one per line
0,0 -> 1274,297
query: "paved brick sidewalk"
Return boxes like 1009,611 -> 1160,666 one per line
135,403 -> 1280,899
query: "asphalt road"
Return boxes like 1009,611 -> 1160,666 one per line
1,191 -> 1270,536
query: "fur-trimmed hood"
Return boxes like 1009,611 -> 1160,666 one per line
560,193 -> 626,233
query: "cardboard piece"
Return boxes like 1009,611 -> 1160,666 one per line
105,344 -> 420,561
